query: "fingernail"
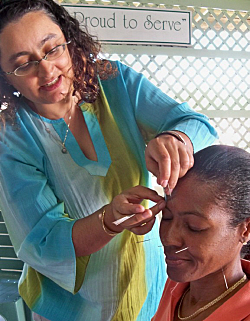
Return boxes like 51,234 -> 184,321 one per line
166,183 -> 172,196
135,207 -> 144,213
142,211 -> 152,219
161,180 -> 168,188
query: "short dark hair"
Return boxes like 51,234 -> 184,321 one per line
0,0 -> 115,125
186,145 -> 250,256
190,145 -> 250,226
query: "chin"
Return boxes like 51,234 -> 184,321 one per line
167,267 -> 193,283
168,273 -> 186,283
49,90 -> 71,104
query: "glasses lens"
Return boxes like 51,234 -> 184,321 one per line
15,61 -> 38,76
46,44 -> 66,62
13,42 -> 69,76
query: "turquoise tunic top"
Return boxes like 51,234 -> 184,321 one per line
0,61 -> 218,321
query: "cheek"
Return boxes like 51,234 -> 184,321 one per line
190,236 -> 233,270
193,232 -> 223,254
59,53 -> 72,72
8,78 -> 38,101
8,78 -> 32,93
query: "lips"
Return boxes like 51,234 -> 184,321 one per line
40,75 -> 62,92
165,253 -> 189,266
44,77 -> 59,87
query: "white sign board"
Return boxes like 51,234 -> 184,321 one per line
64,5 -> 192,46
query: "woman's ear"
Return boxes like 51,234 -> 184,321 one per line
240,218 -> 250,244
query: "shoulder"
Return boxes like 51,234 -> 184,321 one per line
152,280 -> 188,321
101,60 -> 143,83
0,104 -> 45,167
241,259 -> 250,278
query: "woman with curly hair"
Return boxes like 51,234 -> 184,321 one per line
0,0 -> 217,320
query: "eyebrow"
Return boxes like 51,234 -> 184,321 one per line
165,205 -> 208,220
8,33 -> 58,64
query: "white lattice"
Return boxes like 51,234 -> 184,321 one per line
60,0 -> 250,150
211,118 -> 250,152
191,8 -> 250,51
104,53 -> 250,112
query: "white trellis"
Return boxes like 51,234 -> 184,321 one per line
60,0 -> 250,152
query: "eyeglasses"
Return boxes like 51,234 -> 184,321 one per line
5,41 -> 71,77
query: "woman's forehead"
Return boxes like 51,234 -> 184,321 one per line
176,174 -> 209,195
0,11 -> 64,62
172,176 -> 220,211
0,11 -> 62,44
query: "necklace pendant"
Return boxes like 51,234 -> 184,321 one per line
62,147 -> 67,154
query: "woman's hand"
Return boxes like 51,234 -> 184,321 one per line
145,131 -> 194,192
105,185 -> 165,235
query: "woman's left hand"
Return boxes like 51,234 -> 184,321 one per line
145,131 -> 194,192
109,185 -> 166,235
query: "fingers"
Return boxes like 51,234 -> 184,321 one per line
128,200 -> 166,235
145,134 -> 194,191
110,185 -> 165,235
119,209 -> 153,227
178,144 -> 194,177
163,140 -> 191,190
114,185 -> 164,209
145,140 -> 166,185
130,217 -> 156,235
114,200 -> 165,232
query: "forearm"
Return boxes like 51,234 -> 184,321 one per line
168,118 -> 218,153
72,204 -> 123,257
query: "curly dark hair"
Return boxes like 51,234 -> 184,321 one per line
0,0 -> 116,125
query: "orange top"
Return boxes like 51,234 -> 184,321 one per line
152,259 -> 250,321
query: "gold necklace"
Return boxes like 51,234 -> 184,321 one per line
178,274 -> 247,321
38,97 -> 75,154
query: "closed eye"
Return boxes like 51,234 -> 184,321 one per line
47,45 -> 61,57
16,62 -> 32,70
186,224 -> 208,233
161,217 -> 173,221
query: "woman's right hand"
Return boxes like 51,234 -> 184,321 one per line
105,185 -> 166,235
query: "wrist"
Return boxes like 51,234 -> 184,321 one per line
155,130 -> 187,145
99,205 -> 123,236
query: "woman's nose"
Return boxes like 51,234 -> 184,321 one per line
160,220 -> 183,248
37,59 -> 54,78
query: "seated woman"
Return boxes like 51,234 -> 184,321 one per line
152,145 -> 250,321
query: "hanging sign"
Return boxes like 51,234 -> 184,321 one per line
64,5 -> 192,46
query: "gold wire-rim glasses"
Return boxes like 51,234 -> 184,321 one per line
5,40 -> 71,77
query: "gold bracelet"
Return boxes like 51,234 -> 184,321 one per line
100,208 -> 120,237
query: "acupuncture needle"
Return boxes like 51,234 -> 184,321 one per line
136,238 -> 156,243
113,213 -> 136,226
175,247 -> 188,253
